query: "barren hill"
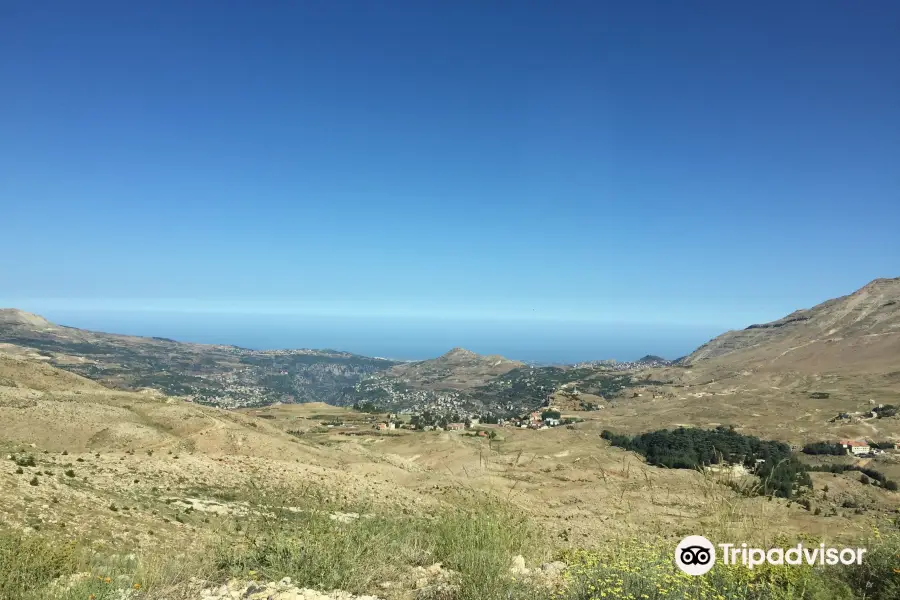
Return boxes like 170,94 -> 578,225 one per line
386,347 -> 525,390
0,308 -> 56,329
682,277 -> 900,374
596,278 -> 900,444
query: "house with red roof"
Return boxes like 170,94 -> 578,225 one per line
838,439 -> 870,456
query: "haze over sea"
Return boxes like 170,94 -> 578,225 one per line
35,310 -> 721,365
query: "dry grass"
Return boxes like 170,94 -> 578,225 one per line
2,350 -> 899,600
2,487 -> 898,600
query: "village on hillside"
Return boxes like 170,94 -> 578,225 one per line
306,406 -> 583,437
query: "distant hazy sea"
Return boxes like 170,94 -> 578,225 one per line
39,310 -> 724,365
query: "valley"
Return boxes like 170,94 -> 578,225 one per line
1,277 -> 899,600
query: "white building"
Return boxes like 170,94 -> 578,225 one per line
839,439 -> 870,455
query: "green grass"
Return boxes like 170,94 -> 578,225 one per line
0,528 -> 214,600
213,489 -> 544,600
1,484 -> 898,600
0,530 -> 76,599
561,529 -> 900,600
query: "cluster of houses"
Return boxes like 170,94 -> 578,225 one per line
503,411 -> 563,429
367,411 -> 573,433
829,403 -> 897,424
372,418 -> 479,432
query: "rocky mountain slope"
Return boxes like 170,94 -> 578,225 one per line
0,309 -> 398,408
682,277 -> 900,374
597,278 -> 900,443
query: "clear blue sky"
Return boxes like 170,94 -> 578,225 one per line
2,1 -> 898,328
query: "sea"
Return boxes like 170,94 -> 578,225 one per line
38,310 -> 724,365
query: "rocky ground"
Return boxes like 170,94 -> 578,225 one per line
198,579 -> 383,600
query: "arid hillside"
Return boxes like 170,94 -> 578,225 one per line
591,278 -> 900,445
386,348 -> 525,390
683,277 -> 900,374
2,338 -> 899,600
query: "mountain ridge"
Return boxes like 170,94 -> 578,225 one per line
682,277 -> 900,373
0,312 -> 399,408
0,308 -> 56,329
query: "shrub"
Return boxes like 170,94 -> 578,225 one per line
802,441 -> 845,455
868,440 -> 896,450
874,405 -> 898,418
64,469 -> 75,478
29,476 -> 38,486
14,455 -> 36,467
837,529 -> 900,600
562,541 -> 845,600
0,528 -> 77,598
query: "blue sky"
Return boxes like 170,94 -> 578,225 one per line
2,1 -> 898,329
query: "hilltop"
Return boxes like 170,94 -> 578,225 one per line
386,347 -> 525,389
0,309 -> 56,329
347,348 -> 654,417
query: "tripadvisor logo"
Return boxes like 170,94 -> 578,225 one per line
675,535 -> 716,575
675,535 -> 868,575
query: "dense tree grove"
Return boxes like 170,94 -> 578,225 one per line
601,426 -> 811,498
869,440 -> 897,450
410,411 -> 464,429
352,401 -> 383,413
801,441 -> 846,455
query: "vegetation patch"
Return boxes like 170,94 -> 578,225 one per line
808,464 -> 899,491
562,531 -> 900,600
601,426 -> 811,498
802,442 -> 846,456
